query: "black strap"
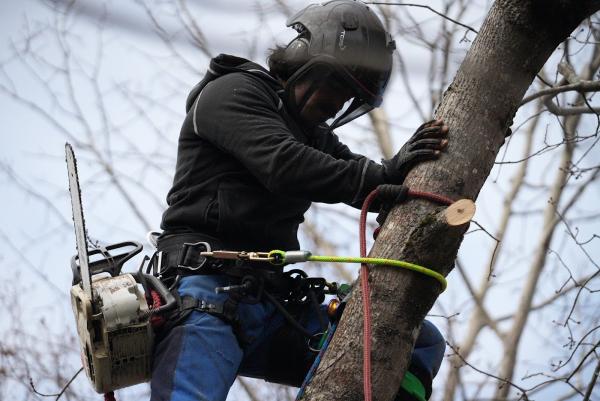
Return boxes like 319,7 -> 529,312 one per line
180,295 -> 239,322
155,234 -> 229,280
153,233 -> 335,342
178,294 -> 249,345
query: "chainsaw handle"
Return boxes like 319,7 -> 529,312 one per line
71,241 -> 143,285
138,273 -> 177,314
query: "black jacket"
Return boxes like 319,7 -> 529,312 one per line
160,54 -> 386,251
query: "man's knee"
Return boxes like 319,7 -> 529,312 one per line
414,320 -> 446,377
151,312 -> 242,401
396,321 -> 445,401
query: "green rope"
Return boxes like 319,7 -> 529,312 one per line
266,250 -> 447,291
308,255 -> 447,291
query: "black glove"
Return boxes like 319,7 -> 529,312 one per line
375,184 -> 409,226
381,119 -> 448,184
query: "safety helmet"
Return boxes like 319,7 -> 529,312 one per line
283,0 -> 395,129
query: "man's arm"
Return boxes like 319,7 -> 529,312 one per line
192,72 -> 385,205
325,122 -> 449,209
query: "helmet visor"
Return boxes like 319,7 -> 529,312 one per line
286,57 -> 378,128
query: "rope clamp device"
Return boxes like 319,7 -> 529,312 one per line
201,249 -> 314,266
272,250 -> 313,265
202,250 -> 275,263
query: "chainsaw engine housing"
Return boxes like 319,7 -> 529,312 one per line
71,273 -> 154,393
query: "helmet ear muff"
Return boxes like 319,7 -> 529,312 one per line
283,37 -> 310,65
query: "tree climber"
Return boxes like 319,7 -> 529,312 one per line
151,1 -> 449,401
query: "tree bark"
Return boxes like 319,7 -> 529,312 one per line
442,101 -> 541,401
299,1 -> 600,401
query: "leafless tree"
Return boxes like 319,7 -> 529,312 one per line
1,1 -> 599,401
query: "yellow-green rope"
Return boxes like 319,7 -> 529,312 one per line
266,249 -> 447,291
307,255 -> 447,291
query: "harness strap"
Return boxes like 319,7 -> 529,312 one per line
154,234 -> 335,344
188,294 -> 249,344
157,293 -> 249,345
179,295 -> 239,323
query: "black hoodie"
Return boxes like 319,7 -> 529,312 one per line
160,54 -> 385,251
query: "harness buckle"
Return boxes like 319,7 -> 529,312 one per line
177,241 -> 212,272
155,251 -> 164,276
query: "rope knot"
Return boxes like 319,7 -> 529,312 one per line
375,184 -> 409,233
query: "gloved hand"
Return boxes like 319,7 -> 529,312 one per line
382,119 -> 449,183
375,184 -> 409,227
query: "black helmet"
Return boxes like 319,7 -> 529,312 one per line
282,0 -> 395,129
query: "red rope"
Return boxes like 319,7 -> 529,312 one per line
407,189 -> 454,206
359,186 -> 453,401
359,190 -> 379,401
104,391 -> 116,401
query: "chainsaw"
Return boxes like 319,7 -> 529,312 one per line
65,143 -> 175,393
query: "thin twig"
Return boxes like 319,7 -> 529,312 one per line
468,220 -> 501,279
0,231 -> 66,297
521,80 -> 600,105
582,358 -> 600,401
446,342 -> 530,400
29,367 -> 83,400
365,2 -> 478,34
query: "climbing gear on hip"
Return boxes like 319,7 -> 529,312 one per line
144,232 -> 342,348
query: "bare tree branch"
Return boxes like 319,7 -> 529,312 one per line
582,358 -> 600,401
365,2 -> 478,34
29,367 -> 83,400
521,80 -> 600,105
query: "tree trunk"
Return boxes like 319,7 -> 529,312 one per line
299,1 -> 600,400
442,103 -> 541,401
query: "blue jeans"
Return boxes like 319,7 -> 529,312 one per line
150,275 -> 444,401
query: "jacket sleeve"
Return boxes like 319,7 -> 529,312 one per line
191,72 -> 385,205
323,131 -> 385,209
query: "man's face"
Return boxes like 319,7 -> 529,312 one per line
294,78 -> 355,127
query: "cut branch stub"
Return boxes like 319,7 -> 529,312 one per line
445,199 -> 476,226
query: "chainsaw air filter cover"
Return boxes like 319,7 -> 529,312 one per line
70,273 -> 154,393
